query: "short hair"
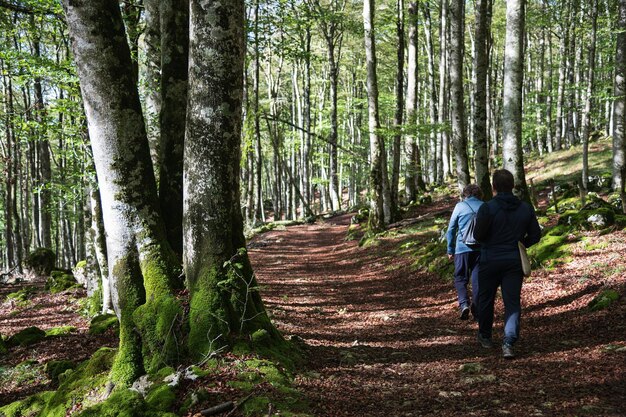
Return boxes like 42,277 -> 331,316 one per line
492,169 -> 515,192
462,184 -> 484,199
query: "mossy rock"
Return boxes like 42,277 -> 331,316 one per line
44,360 -> 76,382
76,388 -> 177,417
4,286 -> 37,303
145,384 -> 177,410
39,347 -> 117,417
557,208 -> 615,230
350,208 -> 369,224
527,234 -> 569,268
7,326 -> 46,347
588,289 -> 620,312
24,248 -> 56,276
45,326 -> 77,337
0,390 -> 54,417
88,314 -> 119,335
45,271 -> 80,294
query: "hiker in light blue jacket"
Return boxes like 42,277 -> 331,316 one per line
446,184 -> 485,320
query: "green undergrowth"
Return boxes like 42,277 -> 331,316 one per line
46,271 -> 81,294
45,326 -> 77,337
246,220 -> 304,240
4,286 -> 37,305
1,330 -> 307,416
588,289 -> 620,312
88,314 -> 119,335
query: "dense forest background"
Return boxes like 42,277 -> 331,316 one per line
0,0 -> 625,270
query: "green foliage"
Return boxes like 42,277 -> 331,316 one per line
45,271 -> 80,294
7,326 -> 46,347
528,234 -> 570,269
588,289 -> 620,312
88,314 -> 119,335
24,248 -> 56,276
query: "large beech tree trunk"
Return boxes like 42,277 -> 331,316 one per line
62,0 -> 182,386
184,0 -> 280,358
502,0 -> 530,203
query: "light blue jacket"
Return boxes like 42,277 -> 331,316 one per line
446,196 -> 484,255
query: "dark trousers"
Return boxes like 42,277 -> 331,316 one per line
453,252 -> 480,309
477,259 -> 523,345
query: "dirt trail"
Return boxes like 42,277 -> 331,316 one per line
249,214 -> 626,417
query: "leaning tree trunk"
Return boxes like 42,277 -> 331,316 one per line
614,0 -> 626,212
448,0 -> 470,191
472,0 -> 493,200
364,0 -> 386,232
158,0 -> 189,258
184,0 -> 280,359
62,0 -> 182,386
502,0 -> 530,203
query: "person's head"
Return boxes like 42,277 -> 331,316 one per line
462,184 -> 484,200
492,169 -> 515,193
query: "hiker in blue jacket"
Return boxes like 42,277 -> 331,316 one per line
446,184 -> 485,320
474,169 -> 541,359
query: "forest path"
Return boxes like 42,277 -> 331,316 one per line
249,212 -> 626,416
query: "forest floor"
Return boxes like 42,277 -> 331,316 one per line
1,192 -> 626,416
249,201 -> 626,416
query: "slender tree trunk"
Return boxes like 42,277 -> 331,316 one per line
253,0 -> 265,224
438,0 -> 450,181
448,0 -> 470,190
364,0 -> 386,231
406,2 -> 419,202
581,0 -> 598,194
613,0 -> 626,211
502,0 -> 530,203
423,4 -> 438,183
391,0 -> 405,217
473,0 -> 493,199
140,0 -> 161,174
555,0 -> 570,151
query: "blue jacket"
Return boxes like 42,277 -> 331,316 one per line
446,196 -> 484,255
474,192 -> 542,262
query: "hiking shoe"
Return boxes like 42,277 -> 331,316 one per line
477,333 -> 494,349
460,305 -> 470,320
502,343 -> 515,359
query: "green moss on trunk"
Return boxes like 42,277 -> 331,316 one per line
109,253 -> 145,386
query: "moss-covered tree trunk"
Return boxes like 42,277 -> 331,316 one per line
62,0 -> 182,386
184,0 -> 280,360
613,0 -> 626,211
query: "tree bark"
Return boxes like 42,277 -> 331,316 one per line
184,0 -> 280,358
62,0 -> 182,385
502,0 -> 530,203
581,0 -> 598,194
448,0 -> 470,191
391,0 -> 405,218
364,0 -> 386,231
472,0 -> 493,199
613,0 -> 626,211
438,0 -> 450,182
158,0 -> 189,258
422,4 -> 438,184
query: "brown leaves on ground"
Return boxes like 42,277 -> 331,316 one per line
249,209 -> 626,416
1,198 -> 625,416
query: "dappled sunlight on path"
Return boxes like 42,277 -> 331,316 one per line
249,213 -> 626,416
